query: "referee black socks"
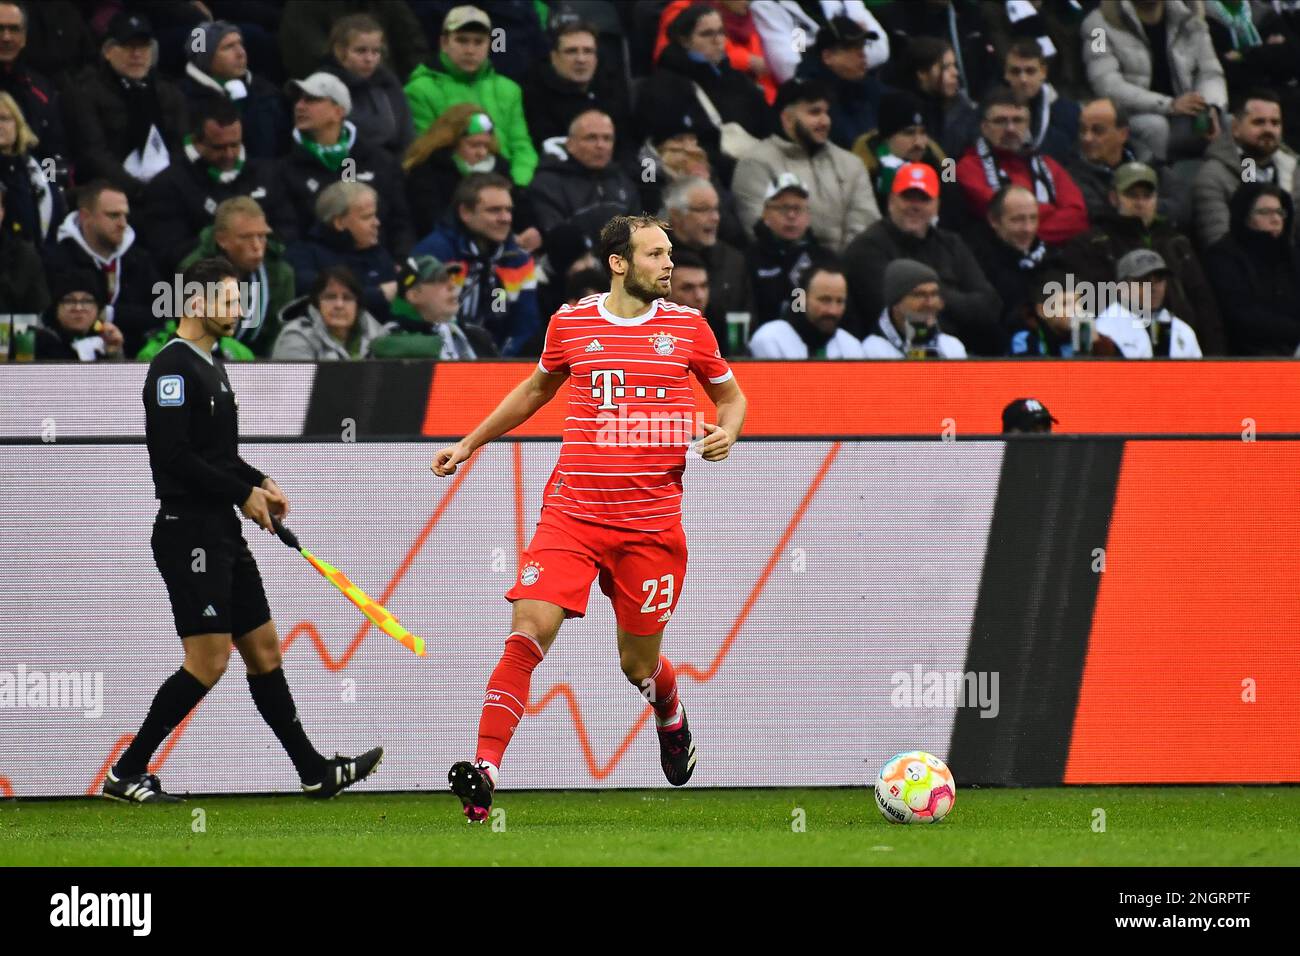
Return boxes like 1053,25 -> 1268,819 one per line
247,667 -> 329,782
114,667 -> 210,778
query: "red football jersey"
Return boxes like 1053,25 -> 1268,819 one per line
536,293 -> 733,530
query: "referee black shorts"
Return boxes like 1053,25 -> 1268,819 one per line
152,505 -> 272,639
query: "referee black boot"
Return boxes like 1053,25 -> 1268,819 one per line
102,769 -> 183,804
302,746 -> 384,799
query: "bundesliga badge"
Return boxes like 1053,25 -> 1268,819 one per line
649,331 -> 678,355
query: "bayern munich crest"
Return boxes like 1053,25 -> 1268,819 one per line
520,561 -> 543,586
649,332 -> 678,355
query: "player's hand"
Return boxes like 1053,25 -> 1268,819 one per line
241,487 -> 278,532
261,477 -> 289,517
432,441 -> 472,477
695,422 -> 736,462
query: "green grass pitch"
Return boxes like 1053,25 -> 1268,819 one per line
2,787 -> 1297,866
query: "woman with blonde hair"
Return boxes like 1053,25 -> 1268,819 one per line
0,90 -> 64,244
403,102 -> 535,244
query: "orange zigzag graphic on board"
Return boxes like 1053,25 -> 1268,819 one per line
83,441 -> 841,795
0,776 -> 12,798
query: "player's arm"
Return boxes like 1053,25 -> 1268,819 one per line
696,375 -> 747,462
431,366 -> 569,476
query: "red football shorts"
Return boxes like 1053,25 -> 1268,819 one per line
505,508 -> 688,636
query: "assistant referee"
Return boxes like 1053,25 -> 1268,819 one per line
102,256 -> 382,803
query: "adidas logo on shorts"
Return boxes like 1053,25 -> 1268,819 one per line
585,339 -> 604,352
658,609 -> 672,623
202,605 -> 217,617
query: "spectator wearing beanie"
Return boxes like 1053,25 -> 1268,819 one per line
62,12 -> 187,201
862,258 -> 968,359
0,180 -> 49,312
317,14 -> 413,162
852,88 -> 963,230
634,107 -> 745,251
33,270 -> 122,361
180,20 -> 290,161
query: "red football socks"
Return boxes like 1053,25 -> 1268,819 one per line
475,631 -> 545,769
645,655 -> 682,730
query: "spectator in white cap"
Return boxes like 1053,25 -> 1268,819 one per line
747,171 -> 831,329
274,69 -> 413,256
862,258 -> 968,359
403,5 -> 539,186
748,259 -> 864,359
1094,248 -> 1202,358
180,19 -> 289,160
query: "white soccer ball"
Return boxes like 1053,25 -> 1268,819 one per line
874,751 -> 957,824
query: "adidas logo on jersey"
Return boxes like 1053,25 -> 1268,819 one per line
585,339 -> 604,352
202,605 -> 217,618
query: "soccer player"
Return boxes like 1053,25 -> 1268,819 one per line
432,215 -> 747,822
101,256 -> 383,803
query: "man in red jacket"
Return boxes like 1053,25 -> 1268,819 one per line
956,86 -> 1089,247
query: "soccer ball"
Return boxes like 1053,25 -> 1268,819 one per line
874,751 -> 956,824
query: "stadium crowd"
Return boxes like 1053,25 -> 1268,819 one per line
2,0 -> 1300,361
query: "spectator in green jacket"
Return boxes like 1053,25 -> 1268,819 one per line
402,5 -> 537,187
172,196 -> 295,356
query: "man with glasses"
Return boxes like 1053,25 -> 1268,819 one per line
861,258 -> 967,359
32,271 -> 120,361
746,172 -> 831,329
955,86 -> 1089,247
662,175 -> 749,355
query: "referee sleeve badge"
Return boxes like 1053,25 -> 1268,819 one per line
157,375 -> 185,407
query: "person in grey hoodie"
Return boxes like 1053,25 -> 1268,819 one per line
271,263 -> 392,360
42,180 -> 162,357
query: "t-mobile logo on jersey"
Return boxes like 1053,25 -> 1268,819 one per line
590,368 -> 668,410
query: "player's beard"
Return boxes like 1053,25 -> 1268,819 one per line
624,263 -> 666,305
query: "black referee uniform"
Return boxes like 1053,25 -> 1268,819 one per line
144,336 -> 271,638
106,333 -> 383,802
